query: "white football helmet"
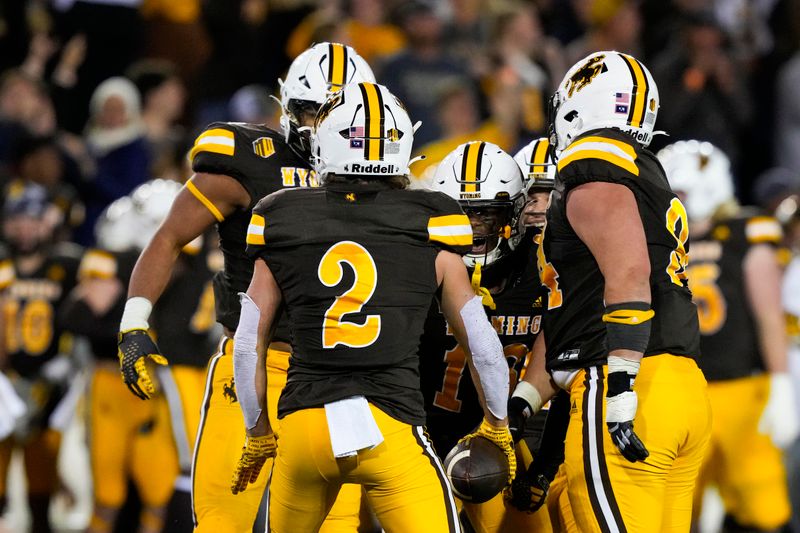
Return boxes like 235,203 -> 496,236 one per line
431,141 -> 525,268
280,43 -> 375,155
657,140 -> 735,221
513,137 -> 556,193
96,179 -> 186,252
312,82 -> 414,179
550,51 -> 660,150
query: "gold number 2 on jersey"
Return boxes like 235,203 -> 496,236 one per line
666,198 -> 690,286
318,241 -> 381,349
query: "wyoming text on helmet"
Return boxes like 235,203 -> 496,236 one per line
431,141 -> 525,268
549,51 -> 660,151
311,82 -> 415,180
280,43 -> 376,154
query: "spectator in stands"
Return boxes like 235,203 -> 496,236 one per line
228,84 -> 279,128
564,0 -> 642,66
127,60 -> 187,178
380,1 -> 476,146
650,11 -> 752,167
77,77 -> 150,245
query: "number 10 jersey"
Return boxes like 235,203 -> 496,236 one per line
246,182 -> 473,426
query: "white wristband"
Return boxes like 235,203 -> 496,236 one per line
511,380 -> 543,416
607,355 -> 640,376
120,297 -> 153,331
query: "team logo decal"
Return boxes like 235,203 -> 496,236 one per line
223,378 -> 238,403
253,137 -> 275,159
566,54 -> 607,97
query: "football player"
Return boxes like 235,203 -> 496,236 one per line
0,183 -> 81,533
420,140 -> 550,532
232,81 -> 514,532
116,43 -> 375,533
658,140 -> 798,532
61,180 -> 215,533
506,52 -> 711,531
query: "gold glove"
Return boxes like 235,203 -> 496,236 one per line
461,418 -> 516,484
231,433 -> 277,495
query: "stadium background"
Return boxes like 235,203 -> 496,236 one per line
0,0 -> 799,531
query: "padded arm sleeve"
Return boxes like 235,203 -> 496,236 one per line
460,295 -> 509,419
233,293 -> 262,431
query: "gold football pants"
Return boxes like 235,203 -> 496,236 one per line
269,403 -> 459,533
547,465 -> 578,533
89,366 -> 179,509
461,438 -> 552,532
191,337 -> 362,533
563,354 -> 710,533
694,374 -> 791,530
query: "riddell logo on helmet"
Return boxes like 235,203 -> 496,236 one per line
347,163 -> 397,174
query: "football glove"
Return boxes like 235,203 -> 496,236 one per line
606,390 -> 649,462
460,418 -> 517,484
231,433 -> 277,495
505,469 -> 550,513
758,373 -> 800,449
118,329 -> 168,400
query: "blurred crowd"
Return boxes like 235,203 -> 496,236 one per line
2,0 -> 800,242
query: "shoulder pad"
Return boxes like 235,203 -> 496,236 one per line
0,258 -> 15,290
557,132 -> 639,183
190,122 -> 287,171
78,249 -> 119,280
246,188 -> 299,250
417,190 -> 473,253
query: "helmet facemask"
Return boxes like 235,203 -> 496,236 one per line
461,193 -> 524,269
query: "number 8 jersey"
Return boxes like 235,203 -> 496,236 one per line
540,128 -> 701,372
246,182 -> 472,426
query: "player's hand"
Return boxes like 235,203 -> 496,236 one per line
460,418 -> 517,484
606,391 -> 649,462
505,469 -> 549,513
758,373 -> 800,449
231,433 -> 277,495
507,396 -> 528,443
118,329 -> 168,400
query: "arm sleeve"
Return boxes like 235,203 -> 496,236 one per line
529,389 -> 570,480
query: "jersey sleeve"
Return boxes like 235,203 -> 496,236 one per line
556,134 -> 640,190
244,191 -> 284,260
78,249 -> 119,280
190,122 -> 262,205
744,216 -> 782,246
422,191 -> 473,254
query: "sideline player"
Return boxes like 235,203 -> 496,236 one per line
61,180 -> 216,533
658,140 -> 798,532
231,81 -> 515,532
0,183 -> 81,533
420,140 -> 550,532
116,43 -> 375,532
508,52 -> 711,531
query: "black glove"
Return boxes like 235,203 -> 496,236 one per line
508,396 -> 530,443
606,366 -> 649,462
505,468 -> 550,513
118,329 -> 168,400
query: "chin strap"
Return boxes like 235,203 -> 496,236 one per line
470,263 -> 496,310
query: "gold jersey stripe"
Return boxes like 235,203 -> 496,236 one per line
186,179 -> 225,222
195,128 -> 234,143
428,214 -> 473,247
620,54 -> 648,129
557,149 -> 639,176
602,308 -> 655,325
189,128 -> 235,162
746,217 -> 782,243
568,135 -> 637,158
78,250 -> 117,280
0,260 -> 14,289
246,213 -> 266,245
328,43 -> 346,90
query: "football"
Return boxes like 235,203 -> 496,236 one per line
443,436 -> 509,503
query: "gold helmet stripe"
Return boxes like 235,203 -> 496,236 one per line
359,83 -> 385,161
531,138 -> 550,173
461,141 -> 485,194
328,43 -> 347,91
620,54 -> 649,129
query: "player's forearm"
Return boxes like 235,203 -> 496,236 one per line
127,231 -> 182,303
519,336 -> 558,405
756,313 -> 789,373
